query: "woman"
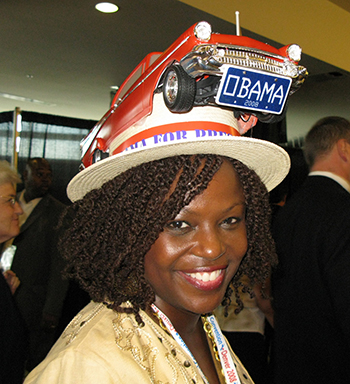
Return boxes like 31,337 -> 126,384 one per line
25,92 -> 289,383
0,161 -> 28,384
0,161 -> 23,246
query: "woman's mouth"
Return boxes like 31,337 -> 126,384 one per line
186,270 -> 222,282
180,268 -> 226,291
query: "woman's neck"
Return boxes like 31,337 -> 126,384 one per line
148,298 -> 221,384
150,296 -> 202,336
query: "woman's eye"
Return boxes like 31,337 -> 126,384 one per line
221,217 -> 239,227
166,220 -> 191,230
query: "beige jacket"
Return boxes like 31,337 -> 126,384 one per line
25,301 -> 254,384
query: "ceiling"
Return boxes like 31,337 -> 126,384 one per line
1,0 -> 350,141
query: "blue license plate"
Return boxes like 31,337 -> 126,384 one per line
215,65 -> 292,115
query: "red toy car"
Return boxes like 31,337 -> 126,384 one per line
80,21 -> 307,169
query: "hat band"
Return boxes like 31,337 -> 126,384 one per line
110,121 -> 240,155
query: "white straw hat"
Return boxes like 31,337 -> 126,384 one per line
67,93 -> 290,202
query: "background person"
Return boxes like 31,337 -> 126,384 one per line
0,161 -> 28,384
1,157 -> 68,371
272,116 -> 350,383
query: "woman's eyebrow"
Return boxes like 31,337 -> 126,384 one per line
178,202 -> 245,216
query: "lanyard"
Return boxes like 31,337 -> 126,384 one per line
206,314 -> 241,384
151,304 -> 241,384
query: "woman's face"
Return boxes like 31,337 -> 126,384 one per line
144,159 -> 248,318
0,182 -> 23,243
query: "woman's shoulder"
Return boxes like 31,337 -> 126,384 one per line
24,302 -> 204,383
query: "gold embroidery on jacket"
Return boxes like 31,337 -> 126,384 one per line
62,303 -> 105,345
112,311 -> 201,384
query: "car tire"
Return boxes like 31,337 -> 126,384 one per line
255,101 -> 288,124
92,149 -> 108,164
163,64 -> 196,112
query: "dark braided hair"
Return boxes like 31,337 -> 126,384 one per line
61,154 -> 276,324
222,158 -> 277,314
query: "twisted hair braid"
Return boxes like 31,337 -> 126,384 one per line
61,154 -> 276,324
221,158 -> 277,314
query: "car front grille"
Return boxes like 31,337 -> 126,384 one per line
213,44 -> 299,79
181,43 -> 307,93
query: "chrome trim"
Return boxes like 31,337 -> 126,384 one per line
80,107 -> 116,157
180,45 -> 222,77
181,44 -> 307,85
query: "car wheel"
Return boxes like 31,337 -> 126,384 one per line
163,64 -> 196,112
255,101 -> 288,124
92,149 -> 108,164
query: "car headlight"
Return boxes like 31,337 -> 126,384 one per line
287,44 -> 302,62
194,21 -> 212,41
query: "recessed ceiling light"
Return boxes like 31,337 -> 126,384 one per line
95,2 -> 119,13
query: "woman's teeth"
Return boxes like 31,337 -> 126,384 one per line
186,270 -> 222,282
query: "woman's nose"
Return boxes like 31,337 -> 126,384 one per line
14,201 -> 23,215
190,227 -> 226,260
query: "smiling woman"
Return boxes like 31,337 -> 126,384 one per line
144,160 -> 248,318
24,84 -> 287,383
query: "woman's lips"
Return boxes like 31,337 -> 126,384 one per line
179,268 -> 226,291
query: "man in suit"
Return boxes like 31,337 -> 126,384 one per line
272,116 -> 350,383
10,158 -> 68,371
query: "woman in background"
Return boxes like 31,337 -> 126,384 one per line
0,161 -> 28,384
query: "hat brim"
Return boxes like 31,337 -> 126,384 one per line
67,136 -> 290,202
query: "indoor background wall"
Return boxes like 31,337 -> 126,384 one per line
1,0 -> 349,144
179,0 -> 350,141
179,0 -> 350,72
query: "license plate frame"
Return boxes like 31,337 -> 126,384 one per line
215,65 -> 292,115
